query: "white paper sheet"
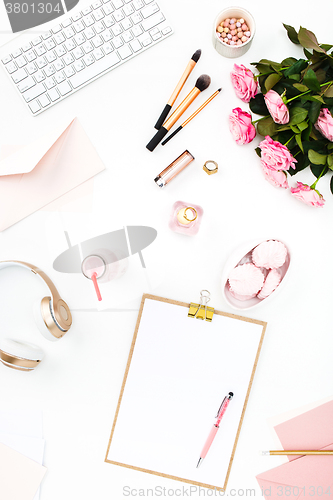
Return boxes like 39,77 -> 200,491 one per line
107,298 -> 265,489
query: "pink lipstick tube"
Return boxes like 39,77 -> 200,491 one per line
154,150 -> 195,188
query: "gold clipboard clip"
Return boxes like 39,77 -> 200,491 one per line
188,290 -> 214,322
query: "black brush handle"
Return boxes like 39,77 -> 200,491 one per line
154,104 -> 172,130
146,127 -> 168,152
161,126 -> 183,145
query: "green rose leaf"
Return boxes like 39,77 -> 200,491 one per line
310,165 -> 328,178
308,101 -> 321,123
321,44 -> 333,51
301,95 -> 325,103
284,59 -> 308,77
315,68 -> 327,84
293,83 -> 308,92
330,176 -> 333,194
295,133 -> 304,152
298,27 -> 326,53
283,24 -> 300,44
323,85 -> 333,97
289,107 -> 308,125
265,73 -> 282,91
255,147 -> 261,157
290,124 -> 300,133
281,57 -> 297,67
297,121 -> 309,132
308,149 -> 327,165
249,93 -> 269,116
303,68 -> 321,92
257,117 -> 278,137
327,155 -> 333,169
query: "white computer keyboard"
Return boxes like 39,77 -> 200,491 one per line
1,0 -> 172,115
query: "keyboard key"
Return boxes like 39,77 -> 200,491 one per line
95,21 -> 105,33
72,12 -> 82,21
112,25 -> 122,36
121,18 -> 132,30
6,61 -> 17,73
46,51 -> 57,63
12,49 -> 22,57
74,47 -> 84,58
27,62 -> 38,74
45,77 -> 56,89
130,39 -> 141,52
64,27 -> 75,38
54,59 -> 64,70
18,76 -> 36,92
133,0 -> 144,8
62,18 -> 72,27
35,44 -> 47,56
32,36 -> 42,45
52,24 -> 62,33
104,16 -> 114,27
64,66 -> 75,77
2,55 -> 12,64
48,88 -> 60,101
22,43 -> 32,51
83,41 -> 94,53
55,71 -> 65,83
54,33 -> 65,44
122,31 -> 133,42
42,31 -> 52,39
103,42 -> 113,53
65,39 -> 76,50
39,94 -> 50,107
74,59 -> 85,71
16,56 -> 27,68
132,25 -> 143,36
85,28 -> 95,39
69,51 -> 120,88
64,53 -> 74,64
45,65 -> 56,76
103,3 -> 114,14
112,36 -> 123,48
75,33 -> 85,45
123,3 -> 134,15
93,48 -> 104,60
29,100 -> 41,113
162,26 -> 171,35
92,35 -> 103,47
12,68 -> 28,83
151,31 -> 161,40
23,83 -> 46,102
141,37 -> 152,46
58,81 -> 72,95
131,12 -> 142,24
82,6 -> 92,15
141,2 -> 159,18
84,14 -> 94,26
141,11 -> 164,31
26,50 -> 37,61
112,0 -> 123,8
55,45 -> 66,56
93,9 -> 104,20
35,71 -> 45,82
118,44 -> 132,59
92,0 -> 102,7
83,53 -> 95,65
74,20 -> 85,32
114,10 -> 124,22
45,39 -> 56,50
102,31 -> 112,42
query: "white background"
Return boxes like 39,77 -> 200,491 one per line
0,0 -> 333,498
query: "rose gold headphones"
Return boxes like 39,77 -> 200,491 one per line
0,261 -> 72,372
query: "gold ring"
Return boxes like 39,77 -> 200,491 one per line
184,207 -> 197,222
203,160 -> 218,175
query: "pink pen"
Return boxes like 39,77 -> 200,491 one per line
196,392 -> 233,468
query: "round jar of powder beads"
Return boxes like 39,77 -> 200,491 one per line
213,7 -> 255,58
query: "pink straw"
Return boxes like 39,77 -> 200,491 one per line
91,272 -> 102,301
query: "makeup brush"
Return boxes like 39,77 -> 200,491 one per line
146,74 -> 211,152
161,88 -> 222,145
154,49 -> 202,130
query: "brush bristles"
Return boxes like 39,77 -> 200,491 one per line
191,49 -> 201,63
195,74 -> 211,92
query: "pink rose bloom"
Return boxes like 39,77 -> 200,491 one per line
259,136 -> 297,171
261,163 -> 289,189
314,108 -> 333,141
229,107 -> 256,145
290,182 -> 325,207
230,64 -> 259,103
264,89 -> 289,124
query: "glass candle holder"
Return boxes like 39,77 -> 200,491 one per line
169,201 -> 203,236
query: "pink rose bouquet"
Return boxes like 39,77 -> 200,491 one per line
259,136 -> 297,171
230,64 -> 258,103
229,108 -> 256,145
314,108 -> 333,142
290,182 -> 325,207
264,90 -> 289,125
261,165 -> 289,189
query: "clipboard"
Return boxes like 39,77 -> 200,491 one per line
105,293 -> 267,491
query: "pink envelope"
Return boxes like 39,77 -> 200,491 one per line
0,118 -> 105,231
257,400 -> 333,499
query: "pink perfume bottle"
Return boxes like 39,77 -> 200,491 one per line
169,201 -> 203,236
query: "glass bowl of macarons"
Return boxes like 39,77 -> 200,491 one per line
221,239 -> 291,310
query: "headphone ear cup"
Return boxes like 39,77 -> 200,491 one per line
0,338 -> 44,371
33,299 -> 59,342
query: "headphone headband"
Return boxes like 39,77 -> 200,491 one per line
0,260 -> 72,334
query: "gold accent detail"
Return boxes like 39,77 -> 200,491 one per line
176,207 -> 197,225
0,349 -> 40,369
0,260 -> 72,335
203,160 -> 218,175
184,207 -> 197,222
181,89 -> 221,128
188,302 -> 214,322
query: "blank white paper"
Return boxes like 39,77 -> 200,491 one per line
107,298 -> 265,489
